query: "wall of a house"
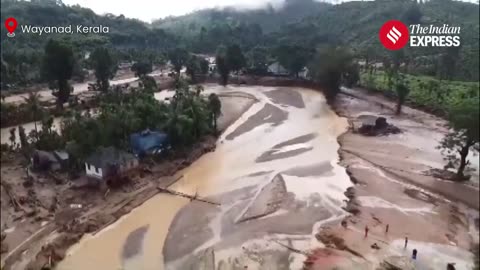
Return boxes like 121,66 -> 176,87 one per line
119,159 -> 139,173
85,163 -> 103,179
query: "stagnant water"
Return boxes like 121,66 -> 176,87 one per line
54,85 -> 351,270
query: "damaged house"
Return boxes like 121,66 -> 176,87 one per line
31,150 -> 69,172
85,146 -> 139,183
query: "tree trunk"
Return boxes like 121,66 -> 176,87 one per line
396,100 -> 402,115
456,143 -> 470,178
213,113 -> 217,135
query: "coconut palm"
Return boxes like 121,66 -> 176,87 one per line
22,91 -> 42,136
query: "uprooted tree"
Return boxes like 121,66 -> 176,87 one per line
438,98 -> 479,179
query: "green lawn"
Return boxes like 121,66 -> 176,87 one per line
359,71 -> 479,115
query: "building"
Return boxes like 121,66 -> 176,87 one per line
130,130 -> 169,158
31,149 -> 70,172
31,150 -> 61,171
85,146 -> 138,181
267,62 -> 289,76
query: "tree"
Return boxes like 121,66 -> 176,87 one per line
43,39 -> 74,109
208,93 -> 222,133
22,91 -> 42,136
247,46 -> 268,75
90,47 -> 117,92
275,45 -> 312,77
309,46 -> 355,103
199,58 -> 209,75
438,98 -> 479,179
402,3 -> 423,25
395,75 -> 410,115
343,63 -> 360,88
216,45 -> 230,86
438,46 -> 461,80
168,47 -> 189,74
131,61 -> 152,78
186,56 -> 201,83
139,75 -> 157,92
226,44 -> 246,73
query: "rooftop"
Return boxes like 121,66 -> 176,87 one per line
85,146 -> 136,168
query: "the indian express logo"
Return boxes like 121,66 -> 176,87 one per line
379,20 -> 461,50
386,26 -> 403,44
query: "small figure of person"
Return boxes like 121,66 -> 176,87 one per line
386,224 -> 389,234
412,249 -> 418,260
365,225 -> 369,238
404,236 -> 408,249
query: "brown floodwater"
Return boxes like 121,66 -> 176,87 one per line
50,85 -> 350,270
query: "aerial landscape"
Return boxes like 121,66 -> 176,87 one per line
0,0 -> 479,269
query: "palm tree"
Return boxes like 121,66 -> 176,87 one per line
208,93 -> 222,133
22,91 -> 42,136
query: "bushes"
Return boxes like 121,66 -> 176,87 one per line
359,71 -> 479,116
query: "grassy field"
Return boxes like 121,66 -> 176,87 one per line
359,71 -> 479,115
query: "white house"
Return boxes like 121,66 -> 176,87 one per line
85,146 -> 138,180
267,62 -> 289,76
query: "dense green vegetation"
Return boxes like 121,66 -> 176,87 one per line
360,71 -> 479,115
1,0 -> 177,88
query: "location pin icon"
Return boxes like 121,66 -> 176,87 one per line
5,17 -> 17,38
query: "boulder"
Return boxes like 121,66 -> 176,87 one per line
358,116 -> 401,136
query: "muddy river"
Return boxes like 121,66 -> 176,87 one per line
53,85 -> 351,270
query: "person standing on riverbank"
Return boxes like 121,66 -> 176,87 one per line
405,237 -> 409,249
365,226 -> 369,238
412,249 -> 418,260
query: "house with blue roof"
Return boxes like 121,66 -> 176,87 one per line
130,129 -> 170,158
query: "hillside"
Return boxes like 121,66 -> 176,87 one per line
152,0 -> 331,34
1,0 -> 479,89
155,0 -> 479,81
270,0 -> 479,80
0,0 -> 178,87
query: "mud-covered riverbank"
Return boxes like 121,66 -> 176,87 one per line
309,88 -> 479,269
